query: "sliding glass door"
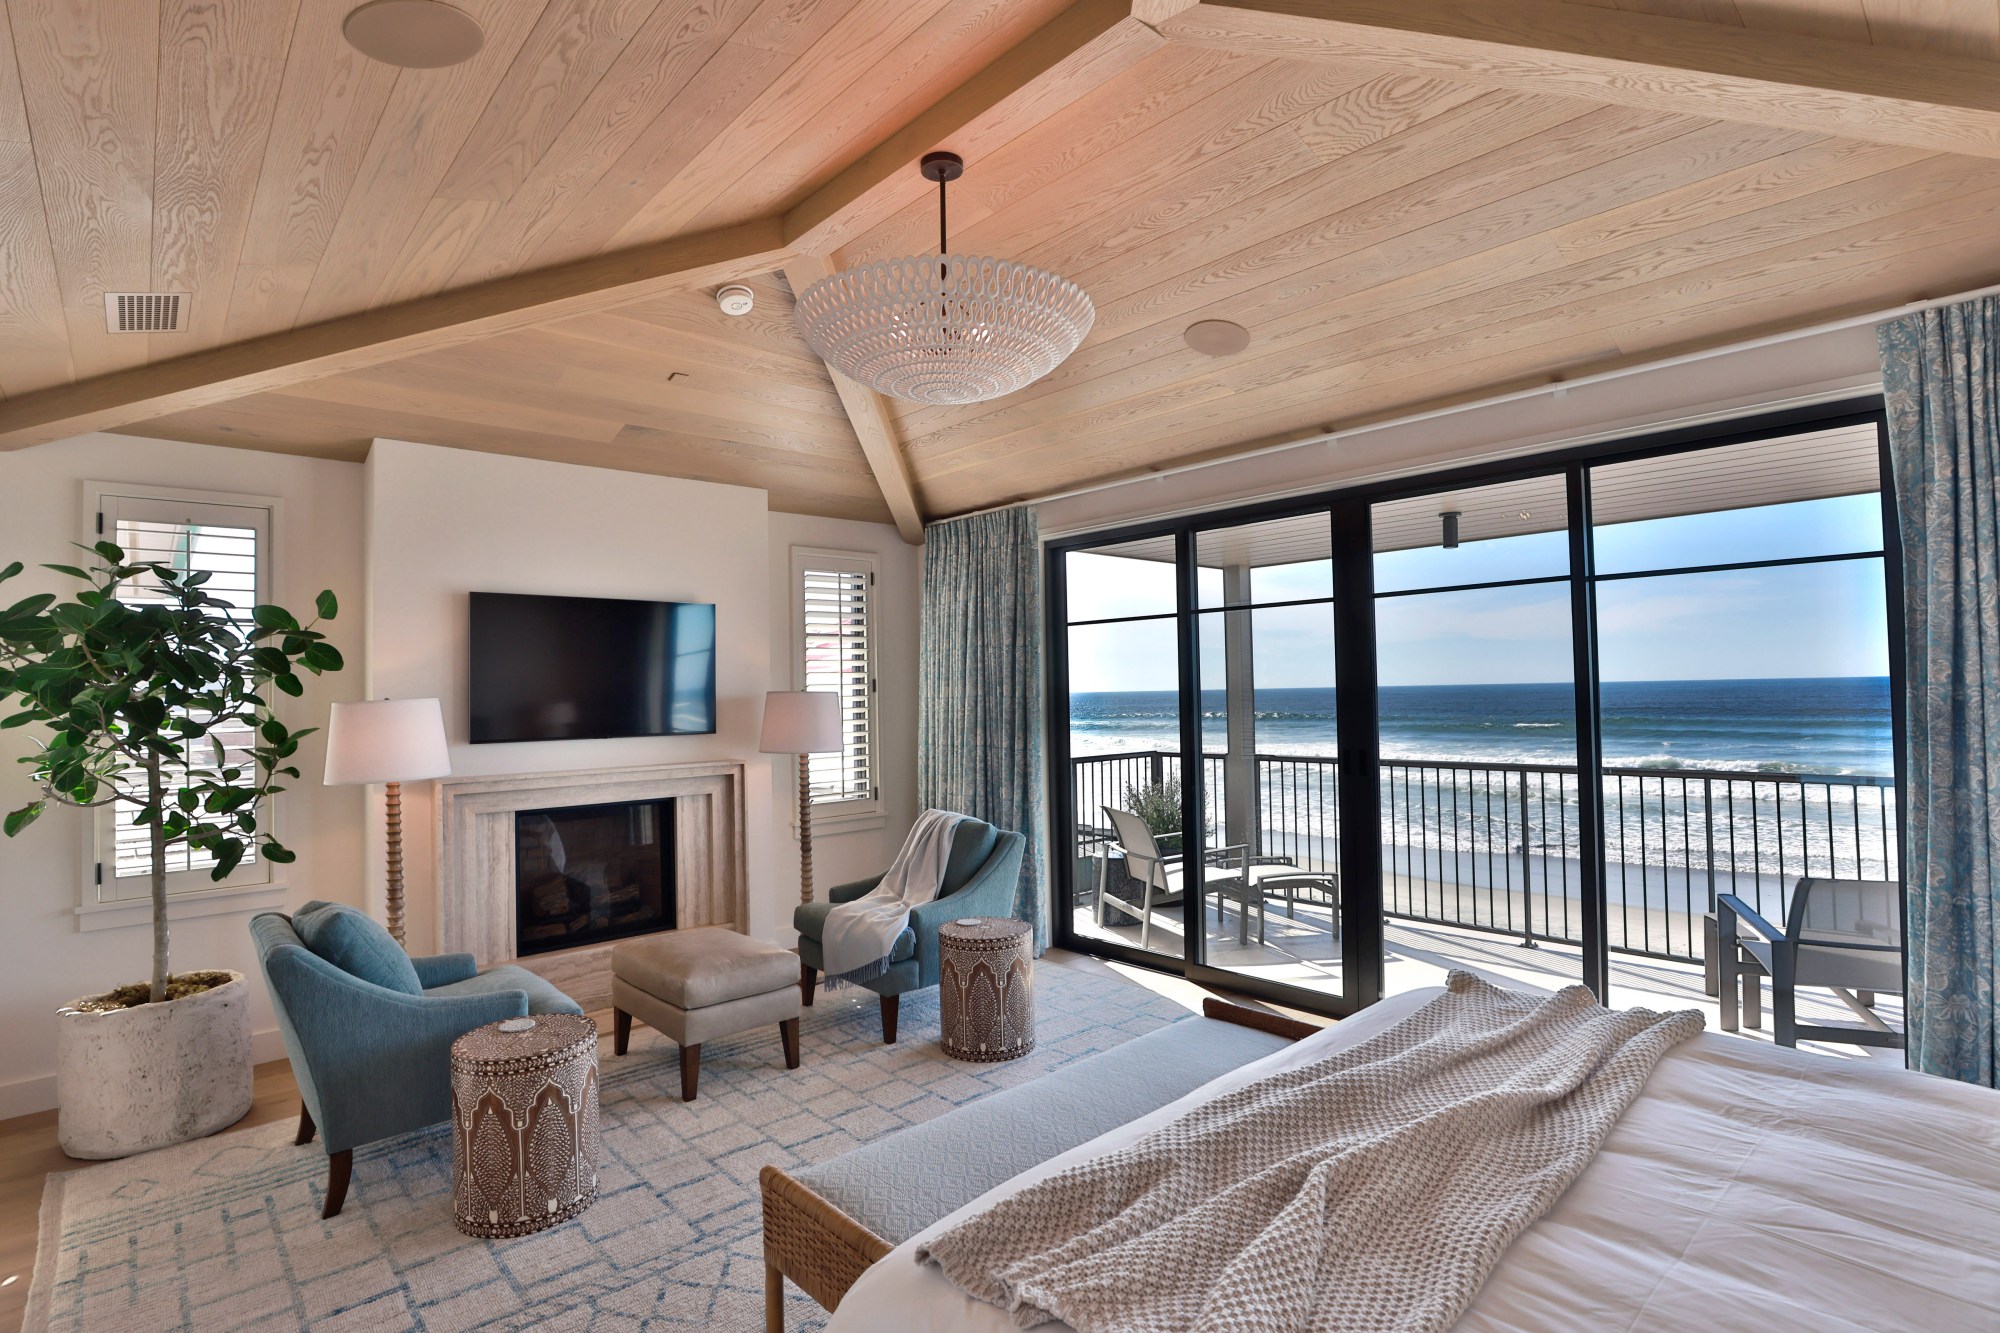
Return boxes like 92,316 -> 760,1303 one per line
1046,399 -> 1903,1021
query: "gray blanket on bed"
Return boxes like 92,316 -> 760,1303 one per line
917,971 -> 1703,1333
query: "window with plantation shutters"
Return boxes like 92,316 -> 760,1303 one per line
794,549 -> 877,812
88,487 -> 276,903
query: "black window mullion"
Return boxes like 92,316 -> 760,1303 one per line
1332,494 -> 1382,1008
1567,466 -> 1612,1000
1174,528 -> 1206,976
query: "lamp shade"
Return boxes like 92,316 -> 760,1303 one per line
323,698 -> 451,785
759,691 -> 842,755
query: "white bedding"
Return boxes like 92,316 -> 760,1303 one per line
828,988 -> 2000,1332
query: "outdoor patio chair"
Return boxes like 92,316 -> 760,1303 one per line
1716,878 -> 1904,1051
1099,806 -> 1257,950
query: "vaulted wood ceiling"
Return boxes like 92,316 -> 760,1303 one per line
2,0 -> 1999,531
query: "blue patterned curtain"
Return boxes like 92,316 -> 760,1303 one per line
1879,297 -> 2000,1087
919,507 -> 1047,950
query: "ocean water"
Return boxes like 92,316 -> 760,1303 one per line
1069,677 -> 1894,777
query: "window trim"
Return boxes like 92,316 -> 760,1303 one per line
78,482 -> 288,914
791,545 -> 881,831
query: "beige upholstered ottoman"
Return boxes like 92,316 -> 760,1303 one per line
611,928 -> 801,1101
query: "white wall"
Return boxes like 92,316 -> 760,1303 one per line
362,439 -> 784,948
767,513 -> 923,897
0,434 -> 368,1120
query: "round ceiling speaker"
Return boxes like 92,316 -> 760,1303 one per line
716,285 -> 755,317
343,1 -> 485,69
1185,319 -> 1250,357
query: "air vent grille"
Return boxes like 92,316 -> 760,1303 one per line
103,292 -> 185,333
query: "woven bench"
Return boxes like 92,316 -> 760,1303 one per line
758,999 -> 1319,1331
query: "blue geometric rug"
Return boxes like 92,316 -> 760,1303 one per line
27,963 -> 1187,1331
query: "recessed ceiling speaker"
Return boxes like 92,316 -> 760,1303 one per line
716,285 -> 755,317
343,1 -> 485,69
1185,319 -> 1250,356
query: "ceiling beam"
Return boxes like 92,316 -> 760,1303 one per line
0,221 -> 795,452
781,0 -> 1165,254
782,255 -> 926,545
1140,0 -> 2000,160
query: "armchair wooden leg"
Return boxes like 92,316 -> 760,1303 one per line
800,962 -> 818,1007
295,1101 -> 316,1147
780,1017 -> 800,1069
880,994 -> 899,1044
680,1044 -> 701,1102
322,1149 -> 353,1220
613,1008 -> 632,1056
766,1262 -> 786,1333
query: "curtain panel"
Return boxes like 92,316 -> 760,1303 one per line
1879,297 -> 2000,1087
918,507 -> 1048,950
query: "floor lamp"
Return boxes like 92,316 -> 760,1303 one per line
323,698 -> 451,946
760,691 -> 843,906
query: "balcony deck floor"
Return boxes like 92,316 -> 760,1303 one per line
1069,897 -> 1905,1063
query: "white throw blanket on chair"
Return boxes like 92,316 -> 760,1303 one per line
821,808 -> 971,985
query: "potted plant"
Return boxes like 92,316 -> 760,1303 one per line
0,544 -> 341,1158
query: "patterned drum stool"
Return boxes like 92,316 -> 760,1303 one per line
938,917 -> 1035,1062
450,1013 -> 600,1238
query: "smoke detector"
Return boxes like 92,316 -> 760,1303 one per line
104,293 -> 186,333
716,285 -> 755,317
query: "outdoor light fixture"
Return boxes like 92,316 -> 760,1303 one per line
1440,510 -> 1462,549
792,152 -> 1095,405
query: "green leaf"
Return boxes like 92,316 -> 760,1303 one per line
40,564 -> 89,580
251,605 -> 299,632
3,593 -> 55,619
0,561 -> 20,582
91,541 -> 125,563
301,642 -> 344,672
273,673 -> 303,697
315,590 -> 338,620
264,844 -> 296,865
3,802 -> 44,837
1,711 -> 39,729
259,717 -> 286,745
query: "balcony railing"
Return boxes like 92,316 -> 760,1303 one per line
1070,750 -> 1899,964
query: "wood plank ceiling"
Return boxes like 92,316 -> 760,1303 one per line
1,0 -> 1997,527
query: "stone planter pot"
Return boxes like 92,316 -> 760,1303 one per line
55,970 -> 253,1160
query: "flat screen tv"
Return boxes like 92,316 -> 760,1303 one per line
469,592 -> 717,743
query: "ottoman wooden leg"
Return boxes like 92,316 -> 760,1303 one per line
613,1008 -> 632,1056
880,994 -> 899,1045
322,1149 -> 353,1220
780,1017 -> 800,1069
800,962 -> 818,1007
680,1044 -> 701,1102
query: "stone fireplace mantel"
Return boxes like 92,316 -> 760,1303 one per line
435,761 -> 748,1008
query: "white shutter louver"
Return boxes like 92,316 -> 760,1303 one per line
95,494 -> 270,897
800,564 -> 873,806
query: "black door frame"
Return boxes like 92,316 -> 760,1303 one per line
1044,396 -> 1903,1018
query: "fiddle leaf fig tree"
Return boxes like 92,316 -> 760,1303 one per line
0,545 -> 342,1004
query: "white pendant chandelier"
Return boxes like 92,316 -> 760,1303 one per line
793,152 -> 1094,406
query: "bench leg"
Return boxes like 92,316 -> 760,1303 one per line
613,1008 -> 632,1056
322,1149 -> 353,1220
880,994 -> 899,1045
799,962 -> 817,1007
295,1101 -> 316,1146
766,1263 -> 785,1333
680,1044 -> 701,1102
780,1017 -> 800,1069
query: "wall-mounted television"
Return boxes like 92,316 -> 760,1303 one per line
469,592 -> 717,743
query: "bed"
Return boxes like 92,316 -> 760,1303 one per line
803,986 -> 2000,1332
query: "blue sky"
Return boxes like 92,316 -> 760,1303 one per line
1067,494 -> 1891,692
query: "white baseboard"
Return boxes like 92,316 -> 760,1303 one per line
0,1027 -> 290,1123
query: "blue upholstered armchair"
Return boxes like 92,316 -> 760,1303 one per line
251,902 -> 581,1218
794,818 -> 1027,1043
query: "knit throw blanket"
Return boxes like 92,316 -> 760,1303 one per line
821,808 -> 969,986
917,971 -> 1703,1333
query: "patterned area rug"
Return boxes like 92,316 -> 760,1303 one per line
28,964 -> 1186,1332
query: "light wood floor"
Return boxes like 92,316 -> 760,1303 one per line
0,949 -> 1313,1333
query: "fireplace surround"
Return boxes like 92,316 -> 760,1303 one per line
436,761 -> 748,1010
